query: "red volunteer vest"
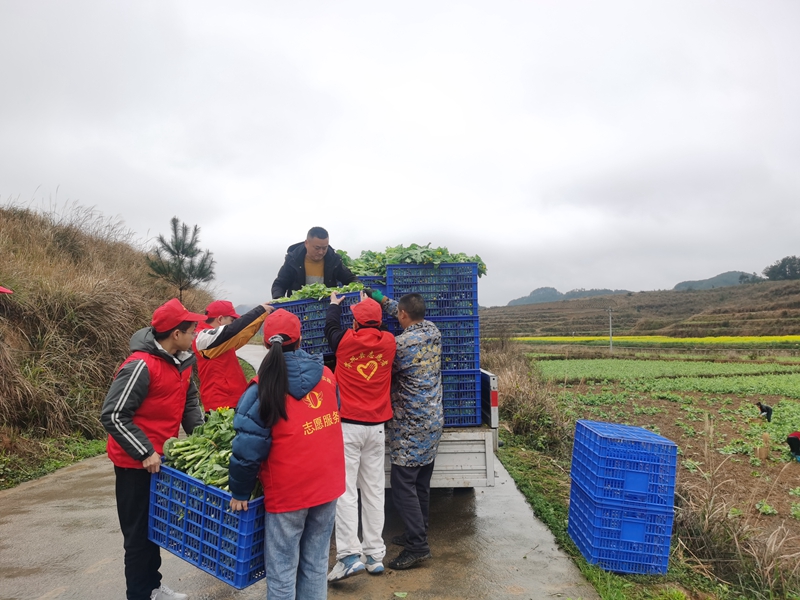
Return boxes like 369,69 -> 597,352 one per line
106,351 -> 192,469
335,328 -> 396,423
258,367 -> 345,513
193,322 -> 248,411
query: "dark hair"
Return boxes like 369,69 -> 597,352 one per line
153,320 -> 194,342
398,293 -> 426,321
307,226 -> 329,240
257,337 -> 300,427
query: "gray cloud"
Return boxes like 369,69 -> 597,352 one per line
2,0 -> 799,309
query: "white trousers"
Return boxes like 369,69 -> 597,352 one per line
334,422 -> 387,560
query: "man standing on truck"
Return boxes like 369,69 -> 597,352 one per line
100,298 -> 207,600
369,289 -> 443,570
271,226 -> 357,298
193,300 -> 273,412
325,291 -> 397,581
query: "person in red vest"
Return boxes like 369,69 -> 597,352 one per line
193,300 -> 273,412
325,290 -> 397,581
788,432 -> 800,462
228,309 -> 345,600
100,298 -> 206,600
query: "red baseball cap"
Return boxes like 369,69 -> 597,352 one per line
263,309 -> 301,345
205,300 -> 240,319
0,286 -> 12,294
151,298 -> 208,332
351,298 -> 382,326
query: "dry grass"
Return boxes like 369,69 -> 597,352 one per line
674,416 -> 800,599
481,337 -> 573,457
0,201 -> 212,439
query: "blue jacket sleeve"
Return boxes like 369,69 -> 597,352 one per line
229,385 -> 273,500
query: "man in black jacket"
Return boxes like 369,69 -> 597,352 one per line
271,226 -> 357,298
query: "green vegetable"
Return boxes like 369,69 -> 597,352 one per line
162,407 -> 262,497
272,282 -> 365,303
337,244 -> 487,277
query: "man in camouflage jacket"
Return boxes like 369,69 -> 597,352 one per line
373,290 -> 443,570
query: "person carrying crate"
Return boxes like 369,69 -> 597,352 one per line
325,291 -> 397,581
369,289 -> 443,571
271,226 -> 357,298
100,298 -> 207,600
228,309 -> 345,600
193,299 -> 273,412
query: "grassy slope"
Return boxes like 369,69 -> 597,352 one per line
0,204 -> 213,489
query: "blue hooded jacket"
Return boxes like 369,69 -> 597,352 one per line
229,348 -> 337,501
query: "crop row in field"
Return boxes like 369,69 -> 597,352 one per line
538,358 -> 800,383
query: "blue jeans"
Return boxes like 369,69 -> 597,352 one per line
264,499 -> 337,600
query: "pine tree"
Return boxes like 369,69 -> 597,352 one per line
147,217 -> 215,301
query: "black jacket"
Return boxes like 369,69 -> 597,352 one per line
271,241 -> 357,298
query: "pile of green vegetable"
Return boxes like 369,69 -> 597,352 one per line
162,407 -> 236,492
271,281 -> 365,303
337,243 -> 487,277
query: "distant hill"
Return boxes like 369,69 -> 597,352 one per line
508,287 -> 631,307
480,279 -> 800,338
673,271 -> 750,291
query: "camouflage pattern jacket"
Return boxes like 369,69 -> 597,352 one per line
383,298 -> 443,467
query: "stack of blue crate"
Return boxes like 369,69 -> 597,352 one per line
386,263 -> 481,427
568,420 -> 678,575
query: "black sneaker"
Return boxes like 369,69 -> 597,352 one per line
388,549 -> 432,570
391,534 -> 407,546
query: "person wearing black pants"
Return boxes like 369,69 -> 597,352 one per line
369,291 -> 443,571
390,462 -> 435,556
100,299 -> 206,600
115,467 -> 161,596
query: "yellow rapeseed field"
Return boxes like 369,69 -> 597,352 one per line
514,335 -> 800,344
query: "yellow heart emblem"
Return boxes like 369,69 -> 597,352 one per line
303,391 -> 323,409
357,360 -> 379,381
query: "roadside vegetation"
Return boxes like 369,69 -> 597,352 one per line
0,203 -> 212,490
483,337 -> 800,600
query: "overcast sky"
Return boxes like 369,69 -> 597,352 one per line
2,1 -> 798,307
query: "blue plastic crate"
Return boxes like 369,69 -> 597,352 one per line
387,263 -> 478,317
442,369 -> 482,427
148,465 -> 266,589
431,317 -> 480,371
571,420 -> 678,509
271,292 -> 360,355
357,276 -> 387,297
568,479 -> 673,574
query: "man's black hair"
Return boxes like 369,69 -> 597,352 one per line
398,293 -> 426,321
307,226 -> 329,240
153,320 -> 194,342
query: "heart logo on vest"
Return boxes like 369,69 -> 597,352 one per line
357,360 -> 379,380
303,391 -> 323,409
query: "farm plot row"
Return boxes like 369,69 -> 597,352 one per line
538,358 -> 800,384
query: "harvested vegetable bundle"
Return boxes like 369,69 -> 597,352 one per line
163,407 -> 236,491
271,281 -> 364,303
337,243 -> 487,277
